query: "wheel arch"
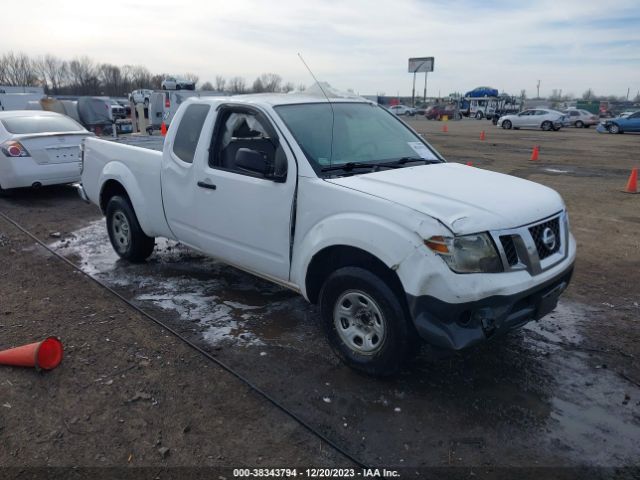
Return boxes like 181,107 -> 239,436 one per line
305,245 -> 408,310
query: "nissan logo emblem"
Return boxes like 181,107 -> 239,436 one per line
541,227 -> 556,251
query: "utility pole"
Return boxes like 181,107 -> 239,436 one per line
423,72 -> 428,104
536,80 -> 541,99
627,87 -> 630,100
411,71 -> 416,107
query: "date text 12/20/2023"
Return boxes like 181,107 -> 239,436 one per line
232,468 -> 400,478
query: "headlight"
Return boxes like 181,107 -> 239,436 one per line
425,233 -> 503,273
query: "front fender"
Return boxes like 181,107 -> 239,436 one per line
291,212 -> 427,299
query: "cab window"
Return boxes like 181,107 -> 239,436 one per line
172,104 -> 210,163
210,108 -> 287,179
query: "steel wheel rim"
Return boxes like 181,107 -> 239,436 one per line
111,211 -> 131,253
333,290 -> 386,355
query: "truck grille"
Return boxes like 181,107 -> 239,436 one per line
499,235 -> 519,266
529,218 -> 561,260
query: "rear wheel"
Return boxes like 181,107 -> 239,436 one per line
575,120 -> 584,128
475,111 -> 483,120
319,266 -> 420,376
106,196 -> 155,262
502,120 -> 512,129
541,121 -> 553,131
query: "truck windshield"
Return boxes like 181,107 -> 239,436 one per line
274,102 -> 442,174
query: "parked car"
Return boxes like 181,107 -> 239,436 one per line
78,95 -> 575,375
600,111 -> 640,134
388,105 -> 415,116
109,100 -> 127,120
618,111 -> 639,119
129,89 -> 153,106
0,111 -> 92,195
562,109 -> 598,128
425,104 -> 460,120
497,109 -> 564,131
161,77 -> 196,91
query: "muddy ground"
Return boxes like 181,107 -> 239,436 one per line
0,119 -> 638,478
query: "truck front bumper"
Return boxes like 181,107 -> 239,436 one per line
406,262 -> 574,350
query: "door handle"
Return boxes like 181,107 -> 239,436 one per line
197,181 -> 217,190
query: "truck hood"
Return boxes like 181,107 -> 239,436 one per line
325,163 -> 564,234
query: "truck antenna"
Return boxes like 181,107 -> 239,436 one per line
297,53 -> 335,166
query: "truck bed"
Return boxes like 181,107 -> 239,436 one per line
81,135 -> 172,239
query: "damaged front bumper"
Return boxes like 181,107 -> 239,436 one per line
406,262 -> 574,350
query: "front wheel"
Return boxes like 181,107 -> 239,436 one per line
106,196 -> 155,262
502,120 -> 512,129
475,111 -> 483,120
575,120 -> 584,128
608,123 -> 621,134
319,267 -> 420,376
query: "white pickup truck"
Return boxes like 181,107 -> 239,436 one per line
79,91 -> 576,375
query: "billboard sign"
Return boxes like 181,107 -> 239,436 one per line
408,57 -> 434,73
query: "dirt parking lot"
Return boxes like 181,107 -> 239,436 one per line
1,119 -> 639,477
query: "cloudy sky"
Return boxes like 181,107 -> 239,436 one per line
4,0 -> 639,98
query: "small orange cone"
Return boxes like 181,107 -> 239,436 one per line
442,124 -> 448,133
623,168 -> 638,193
466,161 -> 474,166
480,130 -> 486,141
160,121 -> 167,137
0,337 -> 63,371
530,146 -> 539,161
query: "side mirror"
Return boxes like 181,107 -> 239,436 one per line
235,148 -> 270,175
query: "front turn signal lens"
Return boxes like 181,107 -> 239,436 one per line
424,236 -> 451,254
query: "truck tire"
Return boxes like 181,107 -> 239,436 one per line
105,195 -> 155,262
319,266 -> 420,376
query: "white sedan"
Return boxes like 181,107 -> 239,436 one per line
0,111 -> 92,195
388,105 -> 416,116
497,109 -> 565,131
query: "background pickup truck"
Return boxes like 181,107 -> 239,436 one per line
79,92 -> 576,375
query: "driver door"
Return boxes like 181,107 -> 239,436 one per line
192,105 -> 297,282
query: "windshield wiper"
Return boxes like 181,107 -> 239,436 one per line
320,157 -> 440,174
320,162 -> 382,172
376,157 -> 441,167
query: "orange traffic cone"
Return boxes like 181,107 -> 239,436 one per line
442,124 -> 448,133
480,130 -> 486,141
0,337 -> 63,371
160,121 -> 167,137
466,161 -> 474,166
530,146 -> 540,161
623,168 -> 638,193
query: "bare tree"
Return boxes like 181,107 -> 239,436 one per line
200,81 -> 214,91
582,88 -> 595,100
0,52 -> 40,86
40,54 -> 68,94
519,89 -> 526,100
214,75 -> 226,91
252,76 -> 265,93
227,76 -> 246,94
281,82 -> 295,93
68,56 -> 98,95
259,73 -> 281,92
